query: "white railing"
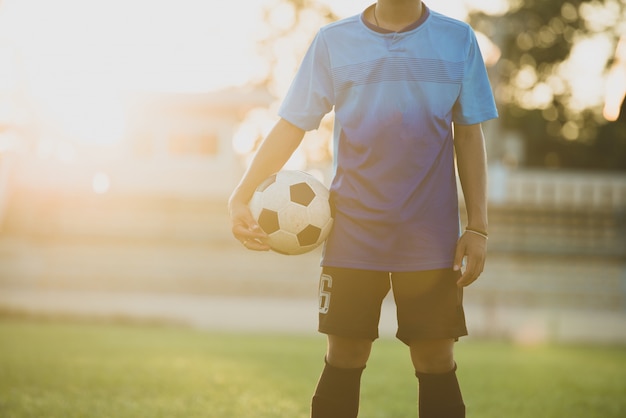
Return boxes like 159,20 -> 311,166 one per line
486,168 -> 626,210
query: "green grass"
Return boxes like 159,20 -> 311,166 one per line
0,318 -> 625,418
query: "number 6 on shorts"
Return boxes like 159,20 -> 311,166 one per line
318,274 -> 332,314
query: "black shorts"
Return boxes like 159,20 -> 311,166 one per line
318,267 -> 468,345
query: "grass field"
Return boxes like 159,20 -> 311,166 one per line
0,318 -> 625,418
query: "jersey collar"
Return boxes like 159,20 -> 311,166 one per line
361,3 -> 430,34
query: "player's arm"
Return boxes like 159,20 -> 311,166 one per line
452,122 -> 488,287
228,118 -> 306,251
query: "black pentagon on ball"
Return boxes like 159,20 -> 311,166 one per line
290,182 -> 316,206
257,209 -> 280,234
297,224 -> 322,247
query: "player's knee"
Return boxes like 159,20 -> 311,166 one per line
410,339 -> 455,374
326,335 -> 372,369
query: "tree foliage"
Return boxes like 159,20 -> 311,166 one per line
468,0 -> 626,170
236,0 -> 339,170
256,0 -> 338,96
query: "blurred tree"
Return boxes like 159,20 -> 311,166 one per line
468,0 -> 626,170
234,0 -> 338,171
256,0 -> 338,97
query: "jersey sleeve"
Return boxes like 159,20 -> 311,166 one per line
278,30 -> 335,131
452,28 -> 498,125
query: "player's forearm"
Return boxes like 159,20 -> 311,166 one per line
229,118 -> 305,207
454,124 -> 488,233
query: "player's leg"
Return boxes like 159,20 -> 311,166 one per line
392,269 -> 468,418
311,335 -> 371,418
326,334 -> 372,368
312,267 -> 390,418
410,337 -> 455,373
412,338 -> 465,418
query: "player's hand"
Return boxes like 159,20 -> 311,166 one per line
453,231 -> 487,287
228,200 -> 270,251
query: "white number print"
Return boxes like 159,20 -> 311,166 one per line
318,274 -> 332,314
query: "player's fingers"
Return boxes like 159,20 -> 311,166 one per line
241,237 -> 271,251
230,204 -> 267,241
232,220 -> 266,239
234,224 -> 269,251
456,232 -> 487,287
452,237 -> 466,272
234,218 -> 269,250
457,252 -> 485,287
457,262 -> 479,287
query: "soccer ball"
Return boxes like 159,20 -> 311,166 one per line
249,170 -> 334,255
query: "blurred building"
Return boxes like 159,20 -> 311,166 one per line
0,86 -> 271,241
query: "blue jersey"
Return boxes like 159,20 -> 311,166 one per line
279,5 -> 498,271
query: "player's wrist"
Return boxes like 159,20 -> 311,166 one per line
465,227 -> 488,239
228,191 -> 250,217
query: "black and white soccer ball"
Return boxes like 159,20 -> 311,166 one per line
249,170 -> 334,255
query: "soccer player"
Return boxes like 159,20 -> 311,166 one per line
228,0 -> 498,416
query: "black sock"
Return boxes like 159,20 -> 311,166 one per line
415,364 -> 465,418
311,358 -> 365,418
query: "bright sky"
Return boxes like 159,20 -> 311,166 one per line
0,0 -> 619,148
0,0 -> 471,146
0,0 -> 468,93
